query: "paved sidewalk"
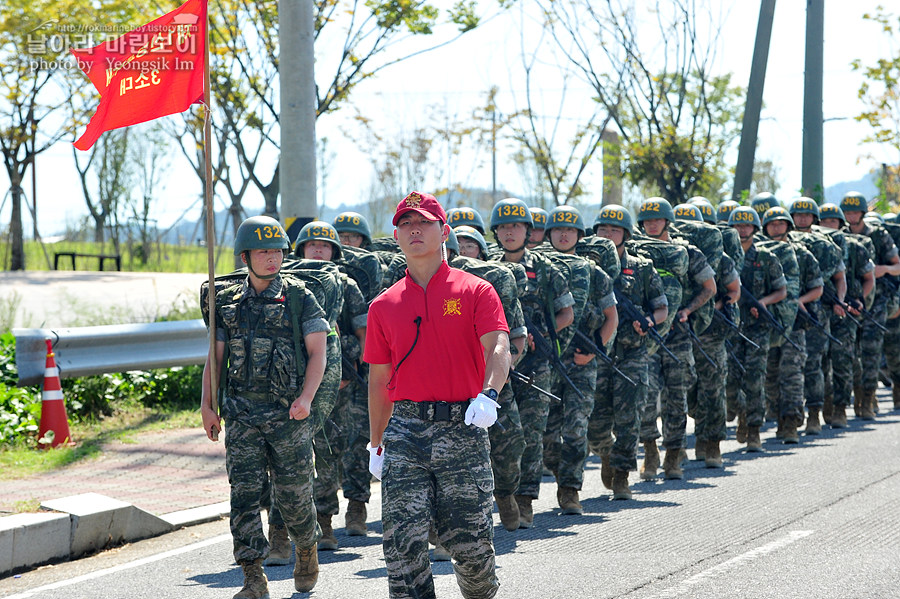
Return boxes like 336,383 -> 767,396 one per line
0,428 -> 228,517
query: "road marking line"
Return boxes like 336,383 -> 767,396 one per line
4,533 -> 231,599
650,530 -> 814,599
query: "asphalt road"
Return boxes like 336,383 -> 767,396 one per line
2,398 -> 898,599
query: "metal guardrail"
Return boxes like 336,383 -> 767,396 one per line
13,320 -> 209,387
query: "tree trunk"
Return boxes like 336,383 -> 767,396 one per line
9,179 -> 24,271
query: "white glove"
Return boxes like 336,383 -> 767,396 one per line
465,393 -> 501,429
367,442 -> 384,480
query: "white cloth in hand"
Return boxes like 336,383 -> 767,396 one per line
465,393 -> 501,429
367,442 -> 384,480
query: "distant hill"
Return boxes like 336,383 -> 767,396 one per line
824,173 -> 879,207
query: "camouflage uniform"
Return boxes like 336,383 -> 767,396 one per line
852,221 -> 899,393
881,224 -> 900,396
589,251 -> 667,472
314,276 -> 369,517
214,275 -> 329,564
543,261 -> 616,489
689,254 -> 740,443
643,243 -> 714,451
451,255 -> 527,498
726,244 -> 786,428
496,249 -> 574,498
766,242 -> 821,427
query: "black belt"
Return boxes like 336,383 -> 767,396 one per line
396,400 -> 470,422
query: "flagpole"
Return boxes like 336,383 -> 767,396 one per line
202,3 -> 219,441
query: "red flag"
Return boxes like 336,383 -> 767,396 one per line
71,0 -> 207,151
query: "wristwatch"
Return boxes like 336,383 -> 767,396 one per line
482,388 -> 499,401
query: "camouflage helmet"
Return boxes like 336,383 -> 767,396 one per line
530,207 -> 549,230
490,198 -> 533,230
688,196 -> 717,224
546,205 -> 585,236
717,199 -> 740,223
637,197 -> 676,223
234,215 -> 290,256
594,204 -> 635,239
674,203 -> 703,222
444,227 -> 459,256
788,197 -> 820,219
332,211 -> 372,244
818,203 -> 845,224
762,206 -> 794,232
840,191 -> 867,214
453,225 -> 488,256
446,207 -> 486,234
294,220 -> 343,261
728,206 -> 762,229
865,211 -> 884,224
751,192 -> 778,215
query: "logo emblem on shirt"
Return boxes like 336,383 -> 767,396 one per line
443,298 -> 462,316
405,191 -> 423,208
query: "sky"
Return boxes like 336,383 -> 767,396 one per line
4,0 -> 898,239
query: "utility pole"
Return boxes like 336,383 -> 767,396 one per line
279,0 -> 317,241
802,0 -> 824,202
732,0 -> 776,202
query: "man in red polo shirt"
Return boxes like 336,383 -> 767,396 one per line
365,191 -> 511,599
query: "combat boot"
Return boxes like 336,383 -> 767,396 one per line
860,389 -> 876,420
736,412 -> 748,444
611,469 -> 632,500
316,513 -> 338,551
775,416 -> 786,439
822,393 -> 834,424
234,559 -> 269,599
640,441 -> 660,480
600,454 -> 614,489
831,405 -> 848,428
293,545 -> 319,593
853,386 -> 864,416
557,486 -> 583,515
662,448 -> 684,480
694,439 -> 706,462
893,385 -> 900,410
515,494 -> 534,529
494,493 -> 520,532
704,440 -> 723,469
263,523 -> 291,566
345,500 -> 367,536
781,422 -> 799,444
805,408 -> 822,435
746,426 -> 763,452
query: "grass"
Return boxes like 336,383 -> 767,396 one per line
0,405 -> 202,484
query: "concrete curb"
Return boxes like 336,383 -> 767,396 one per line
0,493 -> 229,576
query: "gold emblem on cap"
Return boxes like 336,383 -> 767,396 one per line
404,191 -> 424,208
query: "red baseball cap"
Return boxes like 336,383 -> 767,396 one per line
392,191 -> 447,226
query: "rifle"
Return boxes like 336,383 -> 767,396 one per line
844,296 -> 889,332
820,286 -> 863,327
674,320 -> 716,367
520,312 -> 585,401
738,285 -> 803,352
724,339 -> 747,375
341,354 -> 367,388
796,306 -> 843,346
612,288 -> 682,364
509,370 -> 563,402
713,303 -> 761,349
572,328 -> 637,386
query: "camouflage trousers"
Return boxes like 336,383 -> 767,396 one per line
854,299 -> 888,392
688,332 -> 728,442
543,357 -> 598,489
765,329 -> 807,426
488,382 -> 525,497
883,316 -> 900,386
313,371 -> 348,517
642,329 -> 695,450
381,402 -> 498,599
803,318 -> 830,409
726,326 -> 771,428
223,395 -> 319,564
341,381 -> 373,504
588,346 -> 647,472
825,314 -> 858,408
512,368 -> 553,498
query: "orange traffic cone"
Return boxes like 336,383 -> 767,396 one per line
38,339 -> 71,448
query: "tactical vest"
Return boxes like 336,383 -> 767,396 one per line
627,234 -> 688,338
532,247 -> 593,353
756,238 -> 800,347
337,244 -> 385,302
717,223 -> 745,273
615,251 -> 662,352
